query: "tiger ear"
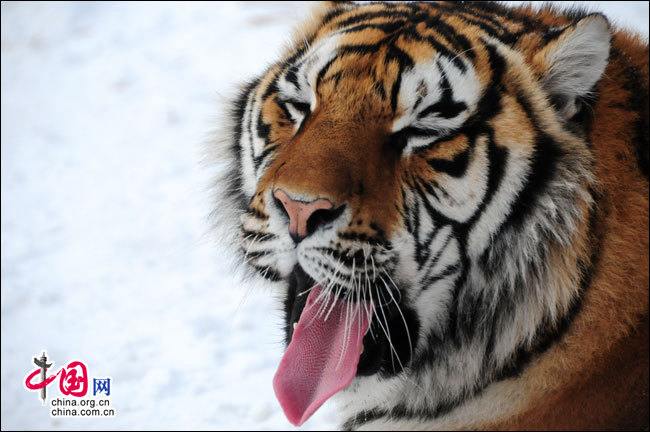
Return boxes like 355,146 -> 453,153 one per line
534,14 -> 611,118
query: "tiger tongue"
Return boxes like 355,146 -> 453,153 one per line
273,285 -> 371,426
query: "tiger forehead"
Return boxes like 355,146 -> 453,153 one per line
275,38 -> 483,121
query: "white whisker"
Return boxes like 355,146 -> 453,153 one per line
381,270 -> 413,359
373,281 -> 404,373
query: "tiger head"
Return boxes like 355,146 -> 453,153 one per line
213,2 -> 610,428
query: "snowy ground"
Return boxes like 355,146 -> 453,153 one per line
1,2 -> 647,430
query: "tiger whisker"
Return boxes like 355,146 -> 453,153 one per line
336,283 -> 353,370
373,279 -> 404,373
301,268 -> 338,330
380,270 -> 414,360
362,248 -> 375,339
322,253 -> 347,322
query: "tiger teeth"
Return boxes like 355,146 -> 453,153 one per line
293,322 -> 297,330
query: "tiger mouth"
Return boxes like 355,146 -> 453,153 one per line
274,264 -> 419,424
283,265 -> 399,377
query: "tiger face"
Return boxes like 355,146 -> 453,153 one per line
214,1 -> 617,429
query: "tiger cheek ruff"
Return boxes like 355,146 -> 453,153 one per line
211,1 -> 649,430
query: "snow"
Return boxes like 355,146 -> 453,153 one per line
1,2 -> 647,430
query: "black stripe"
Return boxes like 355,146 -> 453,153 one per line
320,5 -> 352,27
241,229 -> 277,242
428,148 -> 470,178
403,188 -> 416,235
383,41 -> 414,113
398,126 -> 442,137
329,10 -> 413,29
411,198 -> 424,267
445,237 -> 470,349
418,98 -> 468,120
252,143 -> 278,172
423,14 -> 476,60
284,65 -> 300,89
277,98 -> 310,123
315,57 -> 338,90
417,65 -> 468,120
401,28 -> 467,72
338,42 -> 387,56
499,90 -> 562,233
413,179 -> 455,227
250,264 -> 282,282
433,6 -> 504,40
339,20 -> 406,36
422,263 -> 460,287
460,4 -> 511,33
390,68 -> 404,113
416,176 -> 441,202
470,132 -> 508,227
261,79 -> 278,100
276,98 -> 292,123
227,79 -> 259,207
428,178 -> 453,201
384,41 -> 415,68
255,107 -> 270,145
244,248 -> 279,259
420,230 -> 453,285
418,221 -> 442,267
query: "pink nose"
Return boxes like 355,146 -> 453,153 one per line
273,189 -> 335,242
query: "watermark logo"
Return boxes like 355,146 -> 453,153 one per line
93,378 -> 111,396
24,351 -> 115,417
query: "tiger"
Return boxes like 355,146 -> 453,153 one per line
210,1 -> 649,430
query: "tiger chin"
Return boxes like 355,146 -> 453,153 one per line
210,1 -> 649,430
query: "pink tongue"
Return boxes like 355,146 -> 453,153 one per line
273,285 -> 371,426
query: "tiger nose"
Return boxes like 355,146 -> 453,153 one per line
273,189 -> 338,243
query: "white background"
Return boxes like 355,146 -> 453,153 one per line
2,1 -> 648,430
